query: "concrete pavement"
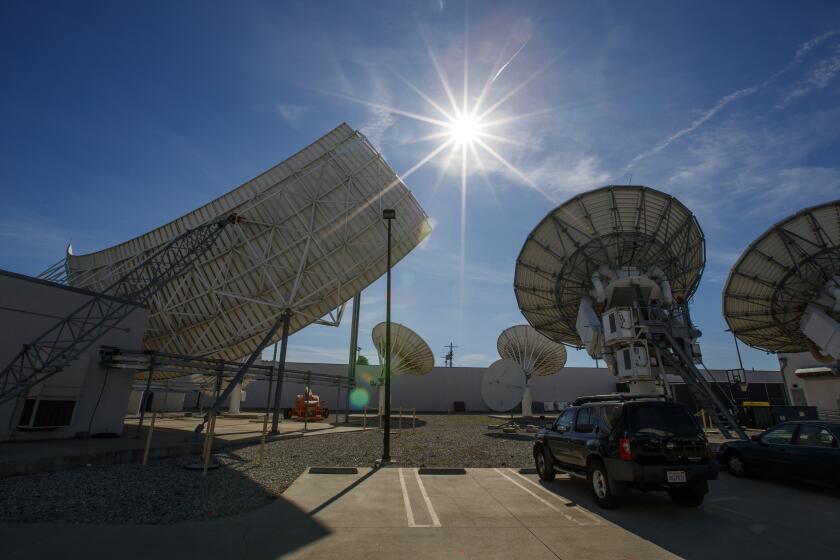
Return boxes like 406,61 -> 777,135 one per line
2,467 -> 839,559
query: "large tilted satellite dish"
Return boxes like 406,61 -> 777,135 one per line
514,185 -> 704,348
481,359 -> 527,412
723,200 -> 840,362
497,325 -> 567,417
61,123 -> 432,366
371,322 -> 435,376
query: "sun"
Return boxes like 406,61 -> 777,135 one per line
327,28 -> 552,315
449,114 -> 481,148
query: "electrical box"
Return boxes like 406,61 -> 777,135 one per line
603,307 -> 635,344
802,305 -> 840,360
615,346 -> 652,379
690,341 -> 703,364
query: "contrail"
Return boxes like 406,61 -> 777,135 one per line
491,38 -> 530,84
625,29 -> 839,170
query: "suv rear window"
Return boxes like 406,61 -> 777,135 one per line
627,403 -> 699,437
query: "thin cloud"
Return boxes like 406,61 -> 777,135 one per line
626,29 -> 840,170
276,103 -> 308,123
780,45 -> 840,107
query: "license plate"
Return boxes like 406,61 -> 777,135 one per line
666,470 -> 687,484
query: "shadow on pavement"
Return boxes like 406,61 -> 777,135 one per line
1,494 -> 329,560
534,472 -> 840,560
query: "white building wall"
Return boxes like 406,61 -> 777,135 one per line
243,361 -> 619,413
779,352 -> 840,416
0,270 -> 148,441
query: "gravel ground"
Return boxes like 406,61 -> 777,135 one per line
0,415 -> 536,525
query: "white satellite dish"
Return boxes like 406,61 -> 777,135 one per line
481,359 -> 526,412
512,185 -> 748,440
497,325 -> 567,417
62,123 -> 432,365
723,200 -> 840,362
370,322 -> 434,414
371,322 -> 434,376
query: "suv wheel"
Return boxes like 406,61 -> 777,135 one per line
726,452 -> 748,477
535,446 -> 555,481
668,484 -> 705,507
588,460 -> 619,509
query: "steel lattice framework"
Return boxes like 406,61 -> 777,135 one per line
723,200 -> 840,353
0,216 -> 235,406
43,124 -> 431,364
371,322 -> 434,376
514,185 -> 705,347
496,325 -> 567,378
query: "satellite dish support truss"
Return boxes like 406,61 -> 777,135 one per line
0,214 -> 239,407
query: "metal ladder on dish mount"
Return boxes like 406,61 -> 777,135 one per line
645,316 -> 748,441
0,214 -> 240,407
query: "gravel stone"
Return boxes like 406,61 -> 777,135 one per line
0,414 -> 536,524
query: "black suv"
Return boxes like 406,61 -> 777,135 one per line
533,395 -> 718,508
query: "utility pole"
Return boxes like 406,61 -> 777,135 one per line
442,342 -> 458,367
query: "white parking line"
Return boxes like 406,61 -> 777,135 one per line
397,468 -> 416,527
414,468 -> 442,527
397,468 -> 441,528
507,469 -> 602,525
493,468 -> 580,523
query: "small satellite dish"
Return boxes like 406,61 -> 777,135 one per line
481,359 -> 526,412
497,325 -> 568,377
371,322 -> 434,376
497,325 -> 567,417
370,322 -> 433,415
723,200 -> 840,361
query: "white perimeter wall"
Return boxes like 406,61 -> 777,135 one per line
242,361 -> 619,413
0,271 -> 148,441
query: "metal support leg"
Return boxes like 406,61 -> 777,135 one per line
271,310 -> 292,433
196,315 -> 287,434
135,358 -> 154,438
335,382 -> 340,425
345,293 -> 361,423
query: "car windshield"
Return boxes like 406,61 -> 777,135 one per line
628,404 -> 699,437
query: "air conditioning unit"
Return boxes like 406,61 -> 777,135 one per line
615,346 -> 652,379
604,307 -> 635,344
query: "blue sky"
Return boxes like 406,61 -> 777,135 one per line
2,1 -> 839,371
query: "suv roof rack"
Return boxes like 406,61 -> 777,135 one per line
572,394 -> 669,406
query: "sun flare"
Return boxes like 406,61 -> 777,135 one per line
330,29 -> 552,316
449,114 -> 481,148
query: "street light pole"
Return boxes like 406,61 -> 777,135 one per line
381,208 -> 395,464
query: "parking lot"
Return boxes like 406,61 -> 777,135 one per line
3,465 -> 838,560
280,467 -> 840,559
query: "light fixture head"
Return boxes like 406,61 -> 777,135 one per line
383,209 -> 396,220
